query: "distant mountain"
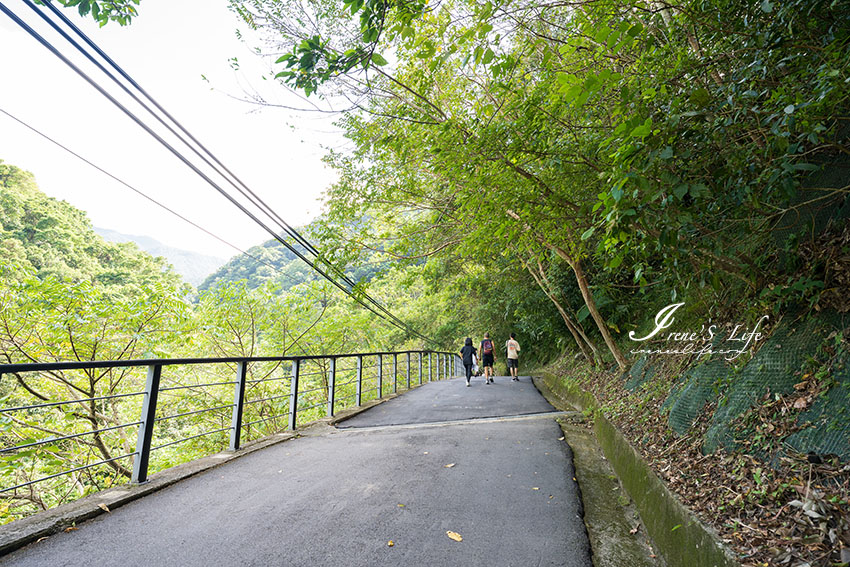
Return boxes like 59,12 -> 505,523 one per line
199,224 -> 387,292
198,238 -> 317,292
95,228 -> 228,287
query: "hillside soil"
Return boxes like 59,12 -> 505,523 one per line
546,353 -> 850,567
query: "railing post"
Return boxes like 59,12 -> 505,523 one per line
437,354 -> 442,380
327,357 -> 336,418
429,352 -> 433,382
132,363 -> 162,484
288,359 -> 300,431
377,354 -> 383,398
407,353 -> 411,389
393,353 -> 398,394
229,361 -> 248,451
356,355 -> 363,406
418,352 -> 423,385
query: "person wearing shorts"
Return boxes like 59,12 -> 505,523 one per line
479,332 -> 496,384
506,332 -> 521,381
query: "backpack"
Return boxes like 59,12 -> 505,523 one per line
482,339 -> 493,354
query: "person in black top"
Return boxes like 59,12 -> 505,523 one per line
459,337 -> 477,387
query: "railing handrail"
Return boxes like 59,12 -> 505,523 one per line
0,350 -> 456,374
1,349 -> 463,510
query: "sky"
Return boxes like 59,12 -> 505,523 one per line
0,0 -> 343,258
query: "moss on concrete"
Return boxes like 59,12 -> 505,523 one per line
536,372 -> 740,567
558,416 -> 663,567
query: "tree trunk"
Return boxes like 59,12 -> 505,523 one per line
523,261 -> 596,365
523,255 -> 603,366
504,209 -> 629,370
554,250 -> 630,371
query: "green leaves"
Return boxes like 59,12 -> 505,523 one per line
44,0 -> 141,26
629,119 -> 652,139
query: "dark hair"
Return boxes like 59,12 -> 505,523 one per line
464,337 -> 473,346
510,332 -> 516,339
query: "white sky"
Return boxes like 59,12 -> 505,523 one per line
0,0 -> 343,258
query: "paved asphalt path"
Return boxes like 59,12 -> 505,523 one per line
2,376 -> 592,567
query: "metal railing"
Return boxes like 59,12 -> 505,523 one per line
0,351 -> 461,500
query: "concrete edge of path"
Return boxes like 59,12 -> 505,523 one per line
0,392 -> 398,557
532,375 -> 662,567
533,373 -> 740,567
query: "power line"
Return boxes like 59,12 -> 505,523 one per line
0,0 -> 432,343
29,0 -> 418,336
28,0 -> 318,259
27,0 -> 403,325
25,0 -> 424,339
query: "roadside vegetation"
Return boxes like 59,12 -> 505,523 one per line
2,0 -> 849,563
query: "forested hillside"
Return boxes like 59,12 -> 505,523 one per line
1,161 -> 186,292
95,228 -> 227,287
199,223 -> 391,292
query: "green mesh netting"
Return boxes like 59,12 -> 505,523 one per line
650,161 -> 850,458
664,357 -> 731,435
624,355 -> 650,391
771,160 -> 850,250
784,350 -> 850,460
695,311 -> 848,458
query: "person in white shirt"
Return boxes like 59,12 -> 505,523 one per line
506,333 -> 521,381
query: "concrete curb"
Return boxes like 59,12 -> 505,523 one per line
0,389 -> 401,557
534,372 -> 740,567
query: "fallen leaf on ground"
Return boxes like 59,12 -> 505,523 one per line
558,437 -> 565,441
388,540 -> 394,547
98,503 -> 110,513
444,463 -> 455,468
64,526 -> 78,533
398,504 -> 405,508
629,526 -> 639,535
447,531 -> 463,542
532,487 -> 540,490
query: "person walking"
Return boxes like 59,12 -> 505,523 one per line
480,333 -> 496,384
459,337 -> 477,387
506,332 -> 521,381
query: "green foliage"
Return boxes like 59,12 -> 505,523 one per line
232,0 -> 850,371
36,0 -> 142,26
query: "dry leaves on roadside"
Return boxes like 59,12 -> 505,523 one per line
446,531 -> 463,542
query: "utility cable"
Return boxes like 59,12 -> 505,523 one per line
0,0 -> 430,342
22,0 -> 315,258
29,0 -> 416,330
32,0 -> 397,319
